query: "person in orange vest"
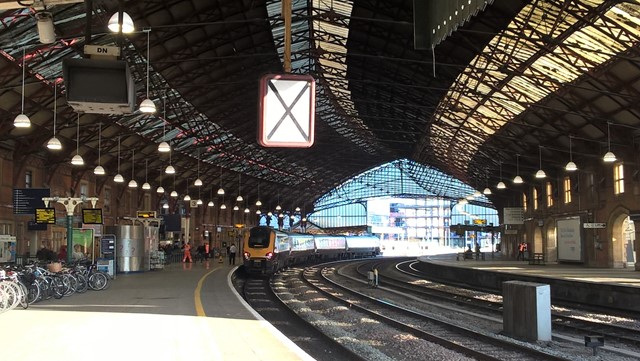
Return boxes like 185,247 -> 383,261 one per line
517,241 -> 525,261
183,242 -> 193,263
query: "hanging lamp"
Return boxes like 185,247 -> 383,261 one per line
47,81 -> 62,150
217,165 -> 225,195
255,183 -> 262,206
156,168 -> 165,193
114,136 -> 124,183
170,174 -> 178,197
194,148 -> 202,186
14,48 -> 30,128
183,178 -> 191,201
139,29 -> 156,113
158,97 -> 170,152
128,150 -> 138,188
565,136 -> 578,171
71,114 -> 84,166
94,122 -> 105,175
236,174 -> 243,202
497,161 -> 506,189
603,122 -> 616,162
513,154 -> 523,184
165,147 -> 175,174
483,170 -> 492,195
142,159 -> 151,190
535,146 -> 546,179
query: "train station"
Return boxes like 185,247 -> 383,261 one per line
1,1 -> 640,360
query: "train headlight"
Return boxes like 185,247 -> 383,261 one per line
243,252 -> 250,260
265,252 -> 274,260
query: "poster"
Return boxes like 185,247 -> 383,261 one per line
72,228 -> 94,260
557,217 -> 582,262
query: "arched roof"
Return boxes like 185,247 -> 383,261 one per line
0,0 -> 637,214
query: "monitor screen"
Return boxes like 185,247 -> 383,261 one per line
82,208 -> 103,224
35,207 -> 56,224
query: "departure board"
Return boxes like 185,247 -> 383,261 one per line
82,208 -> 103,224
35,208 -> 56,224
136,211 -> 156,218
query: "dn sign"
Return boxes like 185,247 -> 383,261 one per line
258,74 -> 315,148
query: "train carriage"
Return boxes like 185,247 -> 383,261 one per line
286,232 -> 316,265
313,234 -> 347,259
345,235 -> 381,258
243,226 -> 290,274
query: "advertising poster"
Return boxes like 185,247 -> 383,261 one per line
557,217 -> 582,262
72,228 -> 94,260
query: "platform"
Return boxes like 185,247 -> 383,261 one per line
416,252 -> 640,312
0,260 -> 314,361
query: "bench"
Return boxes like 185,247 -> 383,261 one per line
456,252 -> 485,261
529,253 -> 545,265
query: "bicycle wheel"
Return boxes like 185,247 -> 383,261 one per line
89,272 -> 109,290
51,276 -> 65,299
62,274 -> 77,297
17,281 -> 28,309
75,273 -> 88,293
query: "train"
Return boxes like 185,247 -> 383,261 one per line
242,226 -> 381,275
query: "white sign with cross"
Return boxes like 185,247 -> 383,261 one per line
258,74 -> 315,148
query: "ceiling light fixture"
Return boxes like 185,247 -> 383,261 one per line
513,154 -> 523,184
165,147 -> 175,174
108,11 -> 134,33
217,165 -> 224,195
497,161 -> 506,189
565,135 -> 578,171
170,174 -> 177,197
194,148 -> 202,186
36,11 -> 56,44
156,168 -> 165,193
139,29 -> 156,113
94,122 -> 105,175
71,114 -> 84,166
535,146 -> 546,179
14,48 -> 30,128
47,81 -> 62,150
183,178 -> 190,201
255,183 -> 262,206
603,122 -> 616,163
158,96 -> 170,152
114,136 -> 124,183
128,150 -> 138,188
142,159 -> 151,190
236,174 -> 243,202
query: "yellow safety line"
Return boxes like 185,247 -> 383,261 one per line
194,268 -> 218,317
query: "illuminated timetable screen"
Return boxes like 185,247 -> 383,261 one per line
82,208 -> 103,224
35,208 -> 56,224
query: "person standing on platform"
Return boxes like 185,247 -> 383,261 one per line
517,241 -> 525,261
229,243 -> 237,265
204,242 -> 210,260
183,242 -> 193,263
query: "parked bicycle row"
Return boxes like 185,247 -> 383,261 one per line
0,260 -> 112,313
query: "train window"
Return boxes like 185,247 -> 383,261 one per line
248,227 -> 270,248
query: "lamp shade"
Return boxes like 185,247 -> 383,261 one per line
165,165 -> 175,174
513,175 -> 523,184
14,114 -> 31,128
158,141 -> 170,153
194,178 -> 203,187
244,208 -> 250,213
233,205 -> 239,211
217,188 -> 224,195
128,179 -> 137,188
93,165 -> 105,175
108,12 -> 134,33
162,203 -> 169,209
565,161 -> 578,171
220,204 -> 226,210
603,151 -> 616,163
114,173 -> 124,183
156,186 -> 165,193
170,190 -> 178,197
236,195 -> 243,202
208,201 -> 214,207
535,169 -> 546,178
71,154 -> 84,166
255,200 -> 262,206
142,182 -> 151,190
483,187 -> 492,195
47,136 -> 62,150
139,98 -> 156,113
497,181 -> 506,189
196,199 -> 203,205
183,194 -> 191,201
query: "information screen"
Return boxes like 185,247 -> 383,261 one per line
35,208 -> 56,224
82,208 -> 103,224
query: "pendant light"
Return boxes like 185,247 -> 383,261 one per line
217,165 -> 224,195
71,114 -> 84,166
158,97 -> 170,152
233,205 -> 239,211
194,148 -> 202,186
139,29 -> 156,113
94,122 -> 105,175
128,150 -> 138,188
162,202 -> 169,209
107,11 -> 134,33
170,174 -> 178,197
483,171 -> 492,195
220,191 -> 226,209
114,136 -> 124,183
142,159 -> 151,190
535,146 -> 546,179
47,81 -> 62,150
255,183 -> 262,206
208,200 -> 214,207
256,209 -> 261,215
496,161 -> 506,189
565,135 -> 578,171
196,186 -> 203,205
14,48 -> 31,128
275,192 -> 281,211
236,174 -> 243,202
207,187 -> 214,207
244,207 -> 250,213
156,168 -> 165,193
165,147 -> 175,174
295,206 -> 300,212
513,154 -> 523,184
603,122 -> 616,162
183,179 -> 191,201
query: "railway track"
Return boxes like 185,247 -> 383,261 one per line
272,262 -> 574,361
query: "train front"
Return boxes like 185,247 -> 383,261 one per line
243,226 -> 288,274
